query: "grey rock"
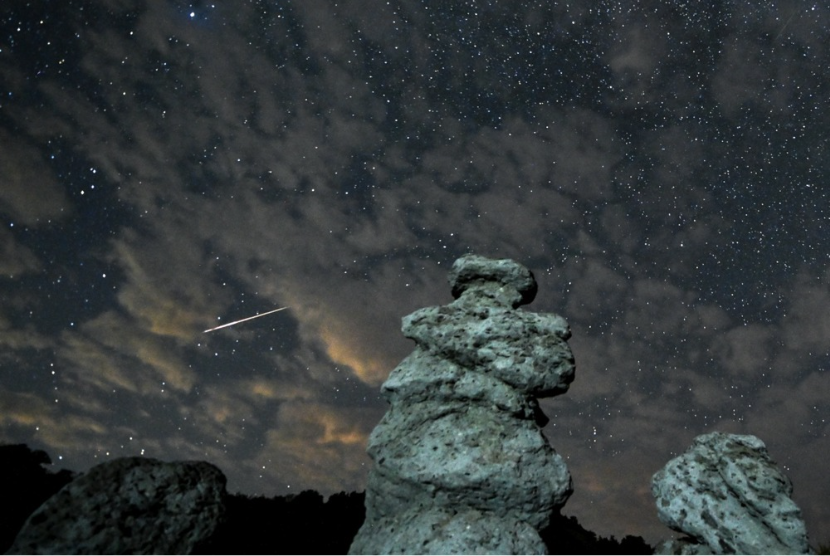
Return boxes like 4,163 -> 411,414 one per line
652,432 -> 811,555
356,507 -> 548,555
402,304 -> 573,398
350,254 -> 575,555
7,457 -> 226,555
654,537 -> 715,555
448,253 -> 538,307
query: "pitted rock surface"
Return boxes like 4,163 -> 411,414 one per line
653,537 -> 716,555
357,507 -> 548,555
349,254 -> 575,555
7,457 -> 226,555
448,253 -> 538,306
652,432 -> 811,555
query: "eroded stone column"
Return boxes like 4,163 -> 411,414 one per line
350,254 -> 575,555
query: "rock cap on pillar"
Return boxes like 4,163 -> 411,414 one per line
449,253 -> 538,307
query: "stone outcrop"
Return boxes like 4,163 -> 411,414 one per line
7,457 -> 227,555
349,254 -> 575,555
653,537 -> 716,555
651,432 -> 811,555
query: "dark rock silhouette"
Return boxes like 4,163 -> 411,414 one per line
2,444 -> 653,554
7,456 -> 226,555
652,432 -> 811,554
0,444 -> 75,554
350,254 -> 576,554
540,511 -> 654,555
200,490 -> 366,554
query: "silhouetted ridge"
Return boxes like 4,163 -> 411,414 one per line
1,444 -> 653,554
540,511 -> 653,555
197,490 -> 366,555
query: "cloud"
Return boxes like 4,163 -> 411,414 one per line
781,269 -> 830,355
58,330 -> 142,395
0,227 -> 41,278
712,323 -> 777,377
606,23 -> 667,109
0,389 -> 56,429
0,131 -> 71,226
0,387 -> 109,453
252,401 -> 377,495
56,308 -> 197,405
0,306 -> 52,351
564,448 -> 668,542
1,0 -> 828,545
712,5 -> 829,120
105,223 -> 238,335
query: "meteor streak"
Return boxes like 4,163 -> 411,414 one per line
203,306 -> 289,333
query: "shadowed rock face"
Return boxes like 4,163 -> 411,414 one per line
652,432 -> 811,555
7,457 -> 226,555
350,254 -> 575,555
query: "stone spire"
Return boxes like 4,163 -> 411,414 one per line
349,254 -> 575,555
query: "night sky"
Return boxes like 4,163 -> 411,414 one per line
1,0 -> 828,545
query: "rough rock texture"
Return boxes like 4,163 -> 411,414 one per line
7,457 -> 227,555
652,432 -> 811,555
350,254 -> 575,555
653,537 -> 716,555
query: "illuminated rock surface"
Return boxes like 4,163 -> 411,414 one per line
350,254 -> 575,555
7,457 -> 226,555
652,432 -> 811,555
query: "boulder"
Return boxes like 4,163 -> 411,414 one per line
7,457 -> 227,555
652,432 -> 811,555
350,254 -> 575,555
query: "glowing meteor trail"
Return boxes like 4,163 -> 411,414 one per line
203,307 -> 289,333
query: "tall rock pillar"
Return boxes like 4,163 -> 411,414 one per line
350,254 -> 576,555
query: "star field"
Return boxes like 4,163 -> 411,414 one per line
1,0 -> 828,544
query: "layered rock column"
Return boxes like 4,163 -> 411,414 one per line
350,254 -> 576,555
652,432 -> 812,555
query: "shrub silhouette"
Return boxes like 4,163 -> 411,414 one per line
200,489 -> 365,554
0,444 -> 76,553
540,511 -> 653,554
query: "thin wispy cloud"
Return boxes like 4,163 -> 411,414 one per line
0,0 -> 827,544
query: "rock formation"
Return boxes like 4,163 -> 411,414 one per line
651,432 -> 811,555
349,254 -> 576,555
7,457 -> 227,555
